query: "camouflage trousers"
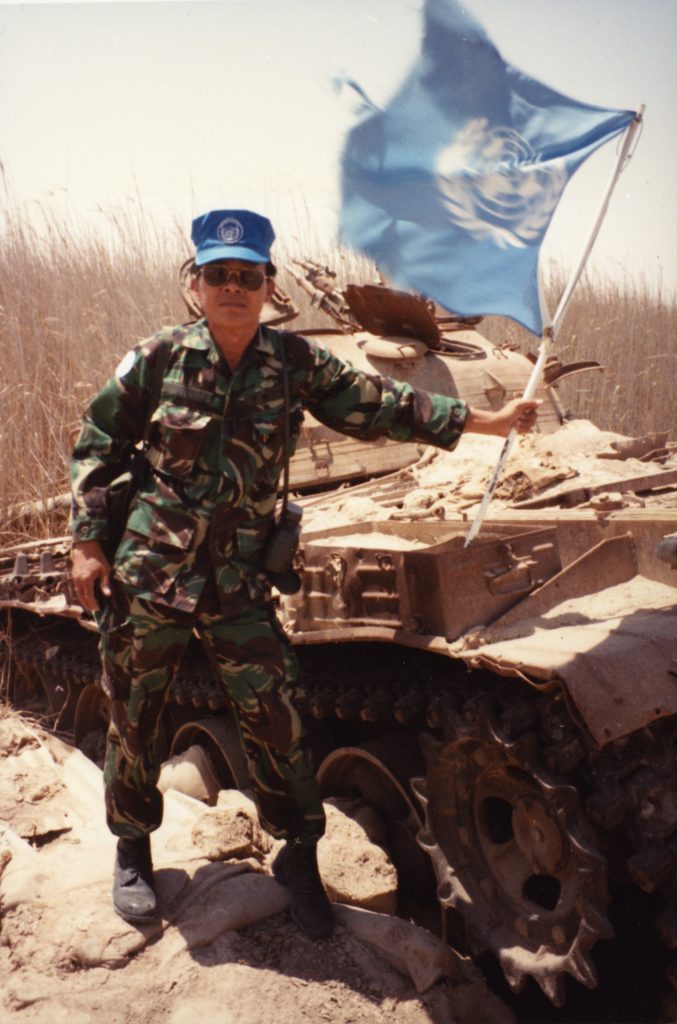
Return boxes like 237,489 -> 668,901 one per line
97,584 -> 325,844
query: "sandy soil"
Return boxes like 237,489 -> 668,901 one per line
0,707 -> 512,1024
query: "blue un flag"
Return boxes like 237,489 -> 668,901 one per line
339,0 -> 635,334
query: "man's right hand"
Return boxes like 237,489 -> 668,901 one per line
71,540 -> 112,612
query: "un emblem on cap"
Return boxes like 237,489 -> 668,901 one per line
217,217 -> 245,245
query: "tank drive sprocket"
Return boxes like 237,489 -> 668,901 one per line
413,687 -> 613,1007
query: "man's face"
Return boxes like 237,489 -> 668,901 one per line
191,259 -> 275,335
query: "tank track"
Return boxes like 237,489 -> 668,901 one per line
290,646 -> 677,1008
2,614 -> 229,725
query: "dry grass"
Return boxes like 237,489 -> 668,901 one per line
1,197 -> 675,545
0,198 -> 192,542
481,264 -> 677,438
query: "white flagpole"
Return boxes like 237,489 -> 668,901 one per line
463,106 -> 644,549
549,105 -> 645,335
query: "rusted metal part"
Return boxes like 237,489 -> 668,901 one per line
342,288 -> 488,357
290,422 -> 426,488
435,312 -> 484,331
0,545 -> 83,620
284,522 -> 560,642
2,613 -> 99,736
542,359 -> 603,386
169,716 -> 250,790
0,536 -> 71,566
597,431 -> 670,461
481,508 -> 677,586
408,528 -> 561,635
317,739 -> 436,897
343,283 -> 442,347
489,534 -> 638,626
657,532 -> 677,568
413,690 -> 613,1006
287,260 -> 356,327
514,467 -> 677,510
458,576 -> 677,746
586,717 -> 677,937
72,682 -> 109,762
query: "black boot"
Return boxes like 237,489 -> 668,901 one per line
272,838 -> 334,939
112,836 -> 158,924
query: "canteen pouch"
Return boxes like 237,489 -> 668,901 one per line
261,501 -> 303,594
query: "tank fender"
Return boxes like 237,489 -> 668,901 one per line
456,572 -> 677,746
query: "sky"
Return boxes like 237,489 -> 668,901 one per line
1,0 -> 676,298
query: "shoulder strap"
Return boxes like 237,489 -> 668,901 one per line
276,330 -> 291,517
141,341 -> 172,448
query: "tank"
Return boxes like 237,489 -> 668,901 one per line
1,262 -> 676,1012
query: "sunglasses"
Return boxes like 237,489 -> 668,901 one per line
200,265 -> 267,290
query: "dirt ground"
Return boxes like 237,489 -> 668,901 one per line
0,707 -> 513,1024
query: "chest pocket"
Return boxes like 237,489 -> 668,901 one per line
148,403 -> 212,479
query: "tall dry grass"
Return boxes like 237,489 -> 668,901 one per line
0,198 -> 192,542
482,265 -> 677,438
1,197 -> 675,544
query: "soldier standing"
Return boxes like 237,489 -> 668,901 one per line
70,208 -> 539,938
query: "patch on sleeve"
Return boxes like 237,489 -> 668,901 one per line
115,350 -> 136,380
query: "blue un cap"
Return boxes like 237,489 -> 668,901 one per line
191,209 -> 275,266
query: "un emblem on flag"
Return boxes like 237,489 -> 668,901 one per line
436,119 -> 567,249
217,218 -> 245,245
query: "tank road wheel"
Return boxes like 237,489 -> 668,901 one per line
74,682 -> 169,769
317,737 -> 436,906
413,707 -> 613,1007
169,716 -> 251,792
73,683 -> 110,765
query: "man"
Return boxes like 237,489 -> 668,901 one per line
70,208 -> 539,939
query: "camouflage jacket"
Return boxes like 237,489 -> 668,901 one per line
71,320 -> 468,613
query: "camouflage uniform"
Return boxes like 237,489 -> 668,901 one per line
71,320 -> 468,840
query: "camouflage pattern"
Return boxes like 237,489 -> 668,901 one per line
71,320 -> 468,840
98,582 -> 324,841
71,321 -> 468,615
